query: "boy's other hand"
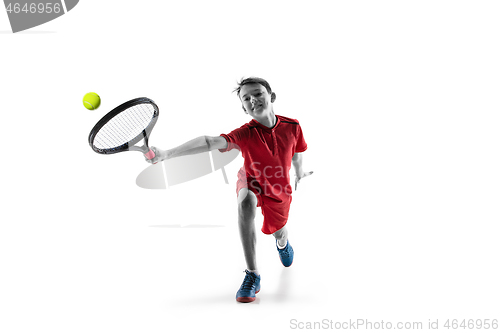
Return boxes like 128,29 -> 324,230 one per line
295,171 -> 313,190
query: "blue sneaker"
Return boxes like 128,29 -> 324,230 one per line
277,240 -> 294,267
236,270 -> 261,303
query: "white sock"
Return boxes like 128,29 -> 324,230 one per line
277,239 -> 287,249
248,269 -> 260,276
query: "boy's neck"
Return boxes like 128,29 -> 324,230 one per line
254,112 -> 276,128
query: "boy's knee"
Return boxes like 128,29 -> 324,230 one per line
238,189 -> 257,217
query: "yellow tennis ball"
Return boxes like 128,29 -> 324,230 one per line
83,92 -> 101,110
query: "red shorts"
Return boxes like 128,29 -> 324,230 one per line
236,168 -> 292,235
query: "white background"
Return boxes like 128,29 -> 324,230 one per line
1,1 -> 499,332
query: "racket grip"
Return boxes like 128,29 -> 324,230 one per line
144,149 -> 156,160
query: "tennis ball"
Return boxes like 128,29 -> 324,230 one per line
83,92 -> 101,110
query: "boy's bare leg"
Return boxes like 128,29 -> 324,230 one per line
237,188 -> 258,272
273,225 -> 288,248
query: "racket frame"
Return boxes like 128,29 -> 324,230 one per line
88,97 -> 159,156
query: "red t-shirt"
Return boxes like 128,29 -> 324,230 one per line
220,115 -> 307,201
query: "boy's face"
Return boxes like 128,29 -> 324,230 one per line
239,83 -> 276,116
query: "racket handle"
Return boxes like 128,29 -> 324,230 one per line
144,149 -> 156,160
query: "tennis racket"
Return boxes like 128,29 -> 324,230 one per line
88,97 -> 159,161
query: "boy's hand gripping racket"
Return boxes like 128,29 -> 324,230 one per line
88,97 -> 159,162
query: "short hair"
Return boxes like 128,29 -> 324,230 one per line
233,77 -> 273,98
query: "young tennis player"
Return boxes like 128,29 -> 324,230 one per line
147,77 -> 312,303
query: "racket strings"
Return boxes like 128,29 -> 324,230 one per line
94,103 -> 155,150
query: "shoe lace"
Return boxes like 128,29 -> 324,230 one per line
240,271 -> 257,291
279,245 -> 291,258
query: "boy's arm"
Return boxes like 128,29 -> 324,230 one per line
292,152 -> 313,190
147,136 -> 228,163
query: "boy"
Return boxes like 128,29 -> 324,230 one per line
147,77 -> 312,303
